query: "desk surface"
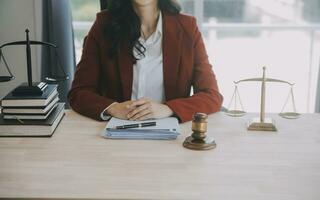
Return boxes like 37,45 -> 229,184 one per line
0,111 -> 320,200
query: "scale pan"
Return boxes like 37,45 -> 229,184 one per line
0,76 -> 15,82
279,112 -> 301,119
225,110 -> 246,117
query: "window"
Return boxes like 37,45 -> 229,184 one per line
70,0 -> 320,113
70,0 -> 100,63
179,0 -> 320,113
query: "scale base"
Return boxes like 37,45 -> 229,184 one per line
12,82 -> 48,96
183,136 -> 217,150
247,118 -> 277,132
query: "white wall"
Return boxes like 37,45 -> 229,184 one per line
0,0 -> 42,99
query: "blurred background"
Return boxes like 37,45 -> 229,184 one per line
70,0 -> 320,114
1,0 -> 320,114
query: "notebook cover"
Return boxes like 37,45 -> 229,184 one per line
2,84 -> 58,100
3,103 -> 58,119
0,103 -> 65,137
1,95 -> 59,114
0,103 -> 64,126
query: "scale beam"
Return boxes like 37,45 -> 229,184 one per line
0,29 -> 69,92
235,78 -> 294,85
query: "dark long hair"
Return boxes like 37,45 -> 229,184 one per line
104,0 -> 181,61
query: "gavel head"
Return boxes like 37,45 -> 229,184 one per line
191,113 -> 208,140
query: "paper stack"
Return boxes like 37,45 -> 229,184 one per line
102,117 -> 180,140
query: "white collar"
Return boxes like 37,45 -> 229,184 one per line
155,11 -> 163,36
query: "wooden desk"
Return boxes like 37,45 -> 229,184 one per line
0,111 -> 320,200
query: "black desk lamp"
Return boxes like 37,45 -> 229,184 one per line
0,29 -> 69,96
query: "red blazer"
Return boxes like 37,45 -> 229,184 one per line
68,10 -> 223,123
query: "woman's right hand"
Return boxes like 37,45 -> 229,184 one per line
106,101 -> 136,120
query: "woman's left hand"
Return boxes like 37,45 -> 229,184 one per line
127,98 -> 173,120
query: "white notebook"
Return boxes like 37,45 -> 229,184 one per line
102,117 -> 180,140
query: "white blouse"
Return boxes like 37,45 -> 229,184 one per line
131,12 -> 164,103
101,12 -> 164,120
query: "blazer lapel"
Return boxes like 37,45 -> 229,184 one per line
162,13 -> 183,101
118,42 -> 133,101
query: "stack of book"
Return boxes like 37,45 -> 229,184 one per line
0,84 -> 65,136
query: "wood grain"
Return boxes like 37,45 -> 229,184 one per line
0,111 -> 320,200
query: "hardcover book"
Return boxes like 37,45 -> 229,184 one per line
1,84 -> 58,107
0,103 -> 65,137
2,95 -> 59,114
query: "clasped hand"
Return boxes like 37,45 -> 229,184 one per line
106,97 -> 173,121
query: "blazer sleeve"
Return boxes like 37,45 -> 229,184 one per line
68,15 -> 115,121
165,17 -> 223,123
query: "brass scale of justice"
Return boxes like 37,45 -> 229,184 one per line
184,67 -> 300,150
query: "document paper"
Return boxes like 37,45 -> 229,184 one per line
102,117 -> 180,140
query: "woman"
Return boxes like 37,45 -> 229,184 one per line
68,0 -> 223,123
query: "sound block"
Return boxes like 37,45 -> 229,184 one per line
183,136 -> 216,150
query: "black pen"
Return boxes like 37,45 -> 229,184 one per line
114,121 -> 156,129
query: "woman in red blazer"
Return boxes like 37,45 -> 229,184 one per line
68,0 -> 223,123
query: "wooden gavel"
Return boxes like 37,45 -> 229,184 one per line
183,113 -> 216,150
